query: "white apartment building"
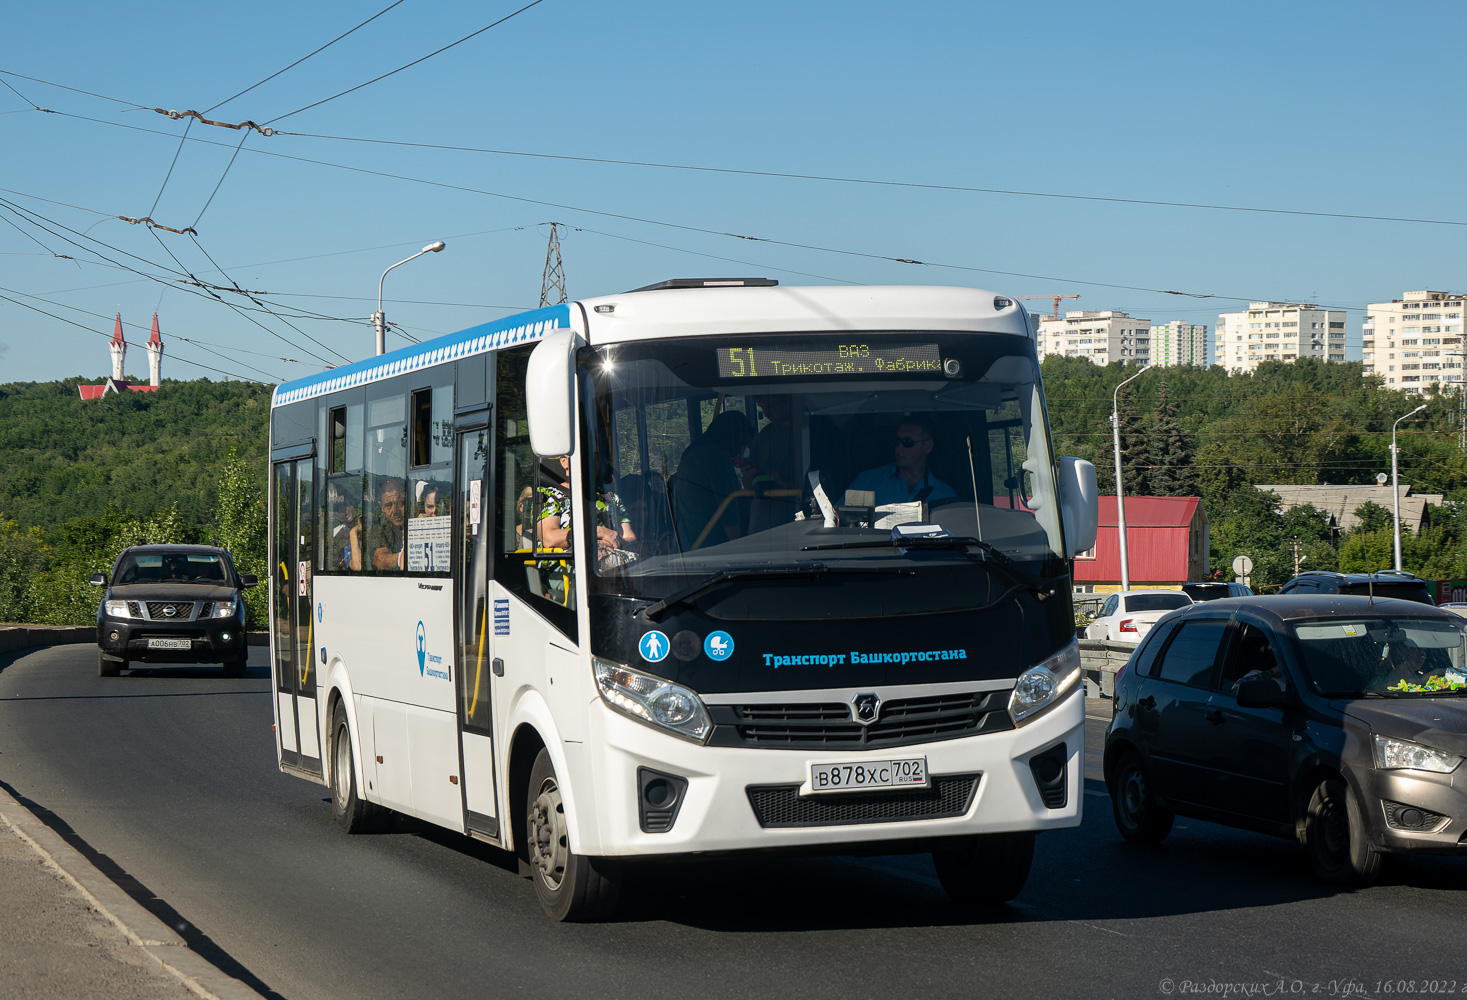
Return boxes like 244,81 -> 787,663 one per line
1362,290 -> 1465,394
1035,310 -> 1151,365
1214,302 -> 1346,374
1149,320 -> 1209,367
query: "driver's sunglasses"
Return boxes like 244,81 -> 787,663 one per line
895,436 -> 929,448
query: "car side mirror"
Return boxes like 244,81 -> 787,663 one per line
240,574 -> 258,588
89,572 -> 106,586
1236,678 -> 1290,708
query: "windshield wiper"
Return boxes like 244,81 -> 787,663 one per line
638,564 -> 914,622
800,536 -> 1061,600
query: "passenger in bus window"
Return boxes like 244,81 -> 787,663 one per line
367,478 -> 407,570
537,456 -> 636,559
415,481 -> 440,518
673,411 -> 754,550
328,482 -> 362,571
842,416 -> 956,506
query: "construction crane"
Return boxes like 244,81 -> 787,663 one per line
1015,294 -> 1079,319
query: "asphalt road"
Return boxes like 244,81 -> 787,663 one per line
4,644 -> 1467,1000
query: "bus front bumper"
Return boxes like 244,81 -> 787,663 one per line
581,688 -> 1084,857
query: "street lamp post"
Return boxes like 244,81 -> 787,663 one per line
1392,403 -> 1427,571
372,241 -> 446,356
1112,362 -> 1153,592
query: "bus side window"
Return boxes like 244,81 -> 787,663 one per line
493,346 -> 576,640
363,381 -> 408,574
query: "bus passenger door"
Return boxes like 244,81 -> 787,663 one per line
272,458 -> 322,775
454,424 -> 499,838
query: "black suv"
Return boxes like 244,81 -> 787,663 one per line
1276,570 -> 1434,605
1182,581 -> 1254,602
92,545 -> 257,677
1105,595 -> 1467,885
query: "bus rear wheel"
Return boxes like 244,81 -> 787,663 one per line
526,748 -> 621,922
932,832 -> 1035,906
331,701 -> 384,833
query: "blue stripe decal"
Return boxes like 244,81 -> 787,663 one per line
271,304 -> 571,408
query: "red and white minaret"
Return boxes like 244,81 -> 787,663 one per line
109,312 -> 127,380
146,312 -> 164,387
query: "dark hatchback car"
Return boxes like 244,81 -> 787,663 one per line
1277,570 -> 1434,605
92,545 -> 256,677
1105,595 -> 1467,885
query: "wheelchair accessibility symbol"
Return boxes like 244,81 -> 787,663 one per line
639,630 -> 670,663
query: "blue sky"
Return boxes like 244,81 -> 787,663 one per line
2,0 -> 1463,384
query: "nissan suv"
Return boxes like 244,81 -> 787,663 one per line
91,545 -> 257,677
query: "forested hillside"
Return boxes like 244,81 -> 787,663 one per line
0,378 -> 271,533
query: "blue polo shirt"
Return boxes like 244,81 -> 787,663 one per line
842,464 -> 956,505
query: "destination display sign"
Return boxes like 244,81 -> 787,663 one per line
717,343 -> 942,378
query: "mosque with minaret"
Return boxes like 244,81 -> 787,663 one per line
78,312 -> 165,399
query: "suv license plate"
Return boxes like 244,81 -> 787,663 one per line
808,757 -> 928,795
147,638 -> 192,650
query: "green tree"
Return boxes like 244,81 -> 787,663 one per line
216,449 -> 268,628
1146,382 -> 1198,497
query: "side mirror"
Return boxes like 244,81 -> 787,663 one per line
526,329 -> 579,459
1236,678 -> 1290,708
240,574 -> 258,589
89,572 -> 107,587
1056,456 -> 1098,557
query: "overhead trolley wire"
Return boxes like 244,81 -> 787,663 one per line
261,0 -> 549,124
203,0 -> 408,114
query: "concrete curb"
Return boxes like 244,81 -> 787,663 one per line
0,783 -> 265,1000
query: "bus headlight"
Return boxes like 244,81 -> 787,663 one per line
593,658 -> 712,744
1009,641 -> 1082,726
103,600 -> 131,618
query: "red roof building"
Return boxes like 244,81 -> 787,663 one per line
1072,496 -> 1210,592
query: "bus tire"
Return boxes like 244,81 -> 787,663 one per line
331,701 -> 384,834
526,748 -> 621,922
1111,750 -> 1174,844
98,653 -> 121,678
1304,776 -> 1381,886
932,831 -> 1034,906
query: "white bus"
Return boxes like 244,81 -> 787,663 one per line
267,280 -> 1099,921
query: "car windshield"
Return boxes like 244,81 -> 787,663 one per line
114,551 -> 229,585
1125,593 -> 1191,613
577,330 -> 1069,612
1290,616 -> 1467,697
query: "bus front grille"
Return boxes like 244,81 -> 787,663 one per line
746,774 -> 980,828
709,690 -> 1012,750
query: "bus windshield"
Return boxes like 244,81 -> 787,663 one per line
579,331 -> 1068,614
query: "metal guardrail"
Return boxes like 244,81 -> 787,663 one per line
1079,638 -> 1137,699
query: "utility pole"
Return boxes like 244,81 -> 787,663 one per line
1291,535 -> 1307,577
539,223 -> 567,308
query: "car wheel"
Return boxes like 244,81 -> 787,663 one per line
932,832 -> 1035,905
222,653 -> 247,678
1111,750 -> 1174,844
331,701 -> 385,833
1304,776 -> 1382,886
526,748 -> 621,921
98,653 -> 120,678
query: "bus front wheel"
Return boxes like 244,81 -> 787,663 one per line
331,701 -> 384,834
526,748 -> 621,922
932,832 -> 1035,906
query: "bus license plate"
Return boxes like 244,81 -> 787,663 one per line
147,638 -> 192,650
808,757 -> 928,795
